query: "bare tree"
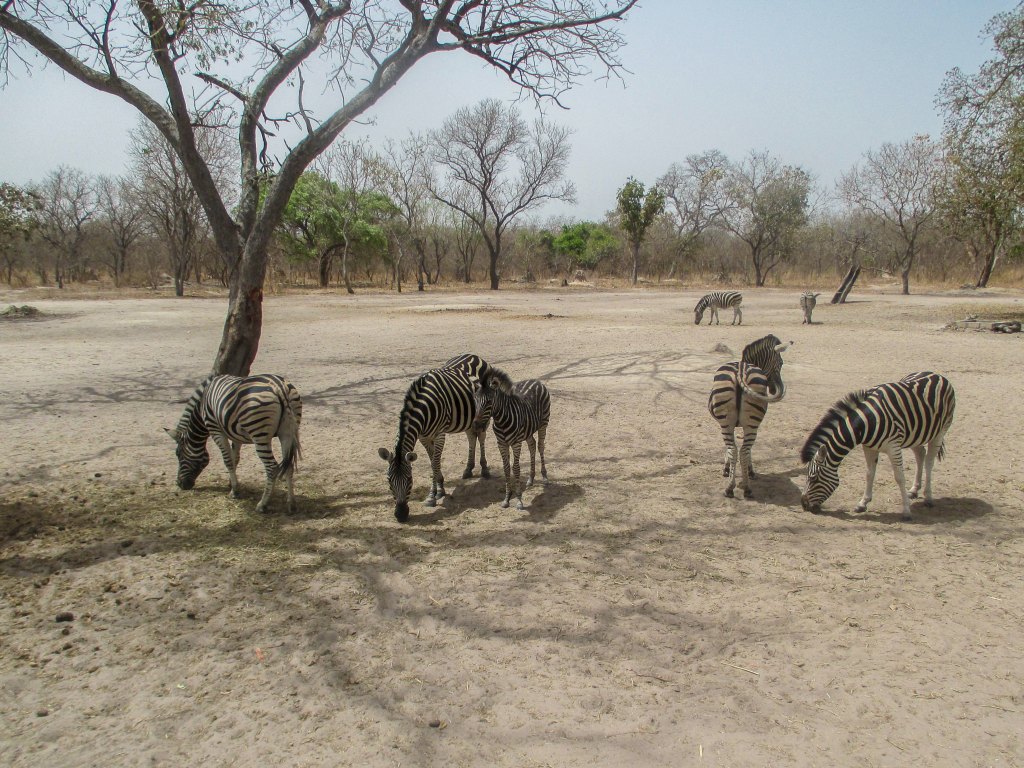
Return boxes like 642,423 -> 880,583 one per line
430,98 -> 576,289
1,1 -> 636,374
656,150 -> 730,278
95,175 -> 145,287
33,166 -> 98,288
374,135 -> 434,291
720,151 -> 812,287
838,136 -> 941,295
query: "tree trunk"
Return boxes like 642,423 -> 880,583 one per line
753,253 -> 765,287
901,268 -> 911,295
318,248 -> 333,288
976,245 -> 998,288
341,245 -> 354,295
630,242 -> 640,285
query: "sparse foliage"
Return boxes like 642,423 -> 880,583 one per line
616,177 -> 665,285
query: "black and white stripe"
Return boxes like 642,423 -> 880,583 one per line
708,335 -> 792,497
800,371 -> 956,519
473,369 -> 551,509
442,353 -> 493,479
379,353 -> 504,522
694,291 -> 743,325
166,374 -> 302,513
800,291 -> 821,324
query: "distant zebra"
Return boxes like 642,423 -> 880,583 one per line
473,369 -> 551,509
443,353 -> 493,479
166,374 -> 302,513
800,371 -> 956,519
708,335 -> 792,498
800,292 -> 821,324
378,353 -> 506,522
695,291 -> 743,325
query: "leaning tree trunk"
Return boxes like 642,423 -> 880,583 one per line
976,245 -> 998,288
213,239 -> 267,377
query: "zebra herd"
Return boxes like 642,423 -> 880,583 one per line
168,293 -> 957,523
694,290 -> 823,326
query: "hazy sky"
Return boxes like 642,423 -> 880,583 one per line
0,1 -> 1013,220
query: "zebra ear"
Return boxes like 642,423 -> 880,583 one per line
405,451 -> 417,463
378,447 -> 393,462
164,427 -> 181,442
774,341 -> 793,352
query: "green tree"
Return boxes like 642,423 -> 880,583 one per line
721,151 -> 811,287
0,2 -> 637,374
616,178 -> 665,285
552,221 -> 619,275
0,183 -> 40,285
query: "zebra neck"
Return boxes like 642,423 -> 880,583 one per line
176,394 -> 209,441
396,405 -> 420,456
816,417 -> 865,467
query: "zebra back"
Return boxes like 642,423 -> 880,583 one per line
708,361 -> 771,427
514,379 -> 551,429
396,365 -> 482,454
800,371 -> 955,465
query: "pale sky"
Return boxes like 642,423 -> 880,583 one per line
0,1 -> 1013,221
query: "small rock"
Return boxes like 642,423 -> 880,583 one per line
36,709 -> 49,717
428,719 -> 442,728
55,612 -> 74,623
61,627 -> 71,636
186,611 -> 197,620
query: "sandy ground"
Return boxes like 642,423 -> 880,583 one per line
1,284 -> 1023,767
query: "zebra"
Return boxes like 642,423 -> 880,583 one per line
442,353 -> 492,479
472,369 -> 551,509
165,374 -> 302,513
708,334 -> 792,498
378,353 -> 506,522
800,371 -> 956,520
800,291 -> 821,324
694,291 -> 743,325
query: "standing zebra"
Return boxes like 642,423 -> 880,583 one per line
800,371 -> 956,519
800,291 -> 821,324
166,374 -> 302,513
472,369 -> 551,509
378,353 -> 505,522
443,353 -> 492,479
694,291 -> 743,325
708,334 -> 792,498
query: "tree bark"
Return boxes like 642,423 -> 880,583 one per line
630,242 -> 640,285
318,248 -> 333,288
976,245 -> 998,288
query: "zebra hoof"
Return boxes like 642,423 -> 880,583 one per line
423,497 -> 437,508
900,513 -> 913,522
462,468 -> 474,479
722,467 -> 730,477
854,504 -> 867,514
516,501 -> 525,510
481,467 -> 491,479
748,470 -> 758,480
923,499 -> 934,508
229,490 -> 241,499
501,500 -> 510,509
525,478 -> 534,489
743,488 -> 753,499
255,504 -> 269,514
908,490 -> 919,499
724,487 -> 735,498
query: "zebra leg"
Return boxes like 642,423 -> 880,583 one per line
734,306 -> 742,325
463,428 -> 478,479
722,430 -> 737,497
420,437 -> 438,506
211,432 -> 240,499
920,433 -> 949,507
855,447 -> 880,513
711,307 -> 719,325
538,425 -> 548,483
433,433 -> 448,501
498,441 -> 513,508
512,442 -> 525,509
738,428 -> 756,498
908,446 -> 926,499
253,440 -> 280,513
478,425 -> 491,478
885,446 -> 912,519
525,434 -> 537,488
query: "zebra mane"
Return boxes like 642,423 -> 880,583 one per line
483,366 -> 513,394
174,374 -> 215,435
799,388 -> 872,463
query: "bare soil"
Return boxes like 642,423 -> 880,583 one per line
1,285 -> 1022,767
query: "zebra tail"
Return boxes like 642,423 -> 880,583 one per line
739,378 -> 786,404
278,401 -> 302,474
937,440 -> 945,462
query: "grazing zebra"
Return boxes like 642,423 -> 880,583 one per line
694,291 -> 743,326
473,369 -> 551,509
378,353 -> 506,522
800,371 -> 956,519
800,292 -> 821,324
708,335 -> 792,498
443,353 -> 492,479
166,374 -> 302,513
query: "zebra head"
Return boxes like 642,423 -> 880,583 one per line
165,426 -> 210,490
378,447 -> 416,522
801,446 -> 840,513
693,302 -> 706,325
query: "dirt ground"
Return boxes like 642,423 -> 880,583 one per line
1,284 -> 1022,767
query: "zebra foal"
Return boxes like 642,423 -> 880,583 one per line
708,335 -> 792,498
800,292 -> 821,324
379,353 -> 504,522
800,371 -> 956,519
694,291 -> 743,325
166,374 -> 302,513
472,369 -> 551,509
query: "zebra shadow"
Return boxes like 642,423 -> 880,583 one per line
815,496 -> 995,525
745,467 -> 805,508
514,481 -> 584,523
